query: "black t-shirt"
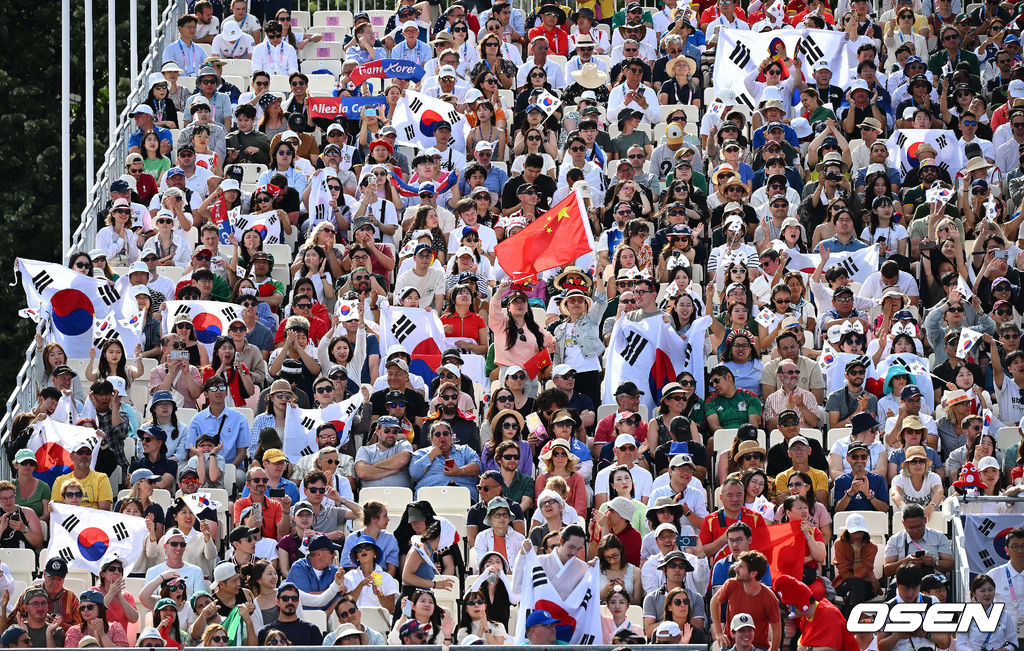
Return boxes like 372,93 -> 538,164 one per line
257,619 -> 324,645
653,439 -> 710,476
370,387 -> 428,420
501,174 -> 558,211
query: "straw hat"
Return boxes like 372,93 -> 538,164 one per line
570,62 -> 609,89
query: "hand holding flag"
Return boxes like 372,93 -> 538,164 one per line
494,191 -> 595,281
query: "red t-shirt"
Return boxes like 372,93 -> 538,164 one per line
441,311 -> 487,342
616,523 -> 643,567
699,508 -> 764,564
201,364 -> 252,407
717,578 -> 781,649
527,26 -> 569,56
593,412 -> 650,443
274,313 -> 330,345
233,496 -> 284,540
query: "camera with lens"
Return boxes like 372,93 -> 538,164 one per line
824,171 -> 842,182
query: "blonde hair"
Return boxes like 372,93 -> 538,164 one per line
544,475 -> 569,497
62,479 -> 84,498
201,624 -> 227,646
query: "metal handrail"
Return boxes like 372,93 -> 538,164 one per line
0,0 -> 186,474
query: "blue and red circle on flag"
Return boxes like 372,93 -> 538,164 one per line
34,444 -> 73,485
51,289 -> 95,336
419,110 -> 445,137
77,527 -> 110,561
534,600 -> 577,643
992,527 -> 1018,563
410,339 -> 443,382
253,224 -> 269,240
192,312 -> 223,344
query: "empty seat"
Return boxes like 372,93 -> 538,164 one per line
417,486 -> 471,512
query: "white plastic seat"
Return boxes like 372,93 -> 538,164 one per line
359,486 -> 413,509
833,510 -> 888,538
300,41 -> 343,61
417,486 -> 471,512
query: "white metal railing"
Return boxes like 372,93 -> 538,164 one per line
0,0 -> 186,473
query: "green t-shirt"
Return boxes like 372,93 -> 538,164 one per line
705,388 -> 763,429
612,131 -> 652,158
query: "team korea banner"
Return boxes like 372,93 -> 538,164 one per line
17,258 -> 121,358
27,418 -> 101,485
513,550 -> 603,645
283,392 -> 365,458
963,514 -> 1024,573
377,303 -> 449,383
392,90 -> 467,151
885,129 -> 967,177
48,503 -> 148,575
780,245 -> 880,284
603,314 -> 689,414
232,211 -> 283,245
712,28 -> 851,109
162,301 -> 242,354
348,58 -> 426,87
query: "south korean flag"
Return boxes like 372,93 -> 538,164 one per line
47,503 -> 148,575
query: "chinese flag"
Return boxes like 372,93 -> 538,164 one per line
751,521 -> 806,581
522,349 -> 552,380
495,191 -> 593,281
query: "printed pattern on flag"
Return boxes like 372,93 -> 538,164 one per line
181,492 -> 222,517
963,514 -> 1024,573
392,90 -> 467,152
18,258 -> 122,358
283,391 -> 365,459
47,502 -> 149,575
232,211 -> 283,245
513,551 -> 603,645
712,28 -> 850,110
162,301 -> 242,355
676,316 -> 713,400
781,245 -> 880,284
27,418 -> 100,486
885,129 -> 967,177
603,314 -> 689,414
91,313 -> 142,357
307,170 -> 338,230
377,304 -> 449,383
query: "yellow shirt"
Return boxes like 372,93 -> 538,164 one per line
775,466 -> 830,497
53,470 -> 114,509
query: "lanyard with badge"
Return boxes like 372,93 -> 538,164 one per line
266,41 -> 285,71
1006,567 -> 1024,637
179,40 -> 197,72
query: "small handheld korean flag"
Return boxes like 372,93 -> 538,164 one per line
955,276 -> 974,300
47,503 -> 148,575
956,327 -> 983,358
182,492 -> 222,517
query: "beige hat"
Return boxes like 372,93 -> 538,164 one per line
570,62 -> 610,89
904,445 -> 928,461
734,439 -> 766,461
902,415 -> 926,431
268,378 -> 294,398
605,495 -> 635,521
488,408 -> 525,434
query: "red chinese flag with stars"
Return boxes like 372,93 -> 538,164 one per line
751,520 -> 807,581
495,191 -> 594,282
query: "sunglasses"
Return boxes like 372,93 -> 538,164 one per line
780,419 -> 800,427
64,491 -> 84,498
501,454 -> 520,460
307,486 -> 327,494
167,540 -> 187,548
947,306 -> 964,313
211,636 -> 228,643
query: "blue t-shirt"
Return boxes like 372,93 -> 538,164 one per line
832,472 -> 889,511
339,528 -> 400,569
129,125 -> 173,151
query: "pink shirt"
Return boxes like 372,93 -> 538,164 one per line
488,291 -> 555,368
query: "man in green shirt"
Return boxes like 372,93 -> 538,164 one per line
225,104 -> 271,166
705,365 -> 762,433
928,25 -> 980,79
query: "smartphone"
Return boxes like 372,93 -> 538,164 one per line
234,352 -> 240,364
444,458 -> 456,470
252,502 -> 262,518
994,249 -> 1009,259
402,598 -> 413,618
677,535 -> 698,548
915,550 -> 926,557
366,108 -> 378,117
171,350 -> 189,361
920,241 -> 937,251
268,488 -> 285,498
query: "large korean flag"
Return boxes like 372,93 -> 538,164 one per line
602,314 -> 689,414
232,211 -> 284,245
18,258 -> 121,358
393,90 -> 467,153
713,28 -> 850,110
47,503 -> 148,575
513,551 -> 603,645
886,129 -> 966,178
377,304 -> 449,384
781,245 -> 879,284
162,301 -> 242,355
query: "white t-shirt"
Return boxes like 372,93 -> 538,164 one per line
447,222 -> 497,254
859,225 -> 909,259
342,567 -> 399,607
996,375 -> 1024,425
594,464 -> 653,500
212,33 -> 256,59
891,472 -> 941,507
